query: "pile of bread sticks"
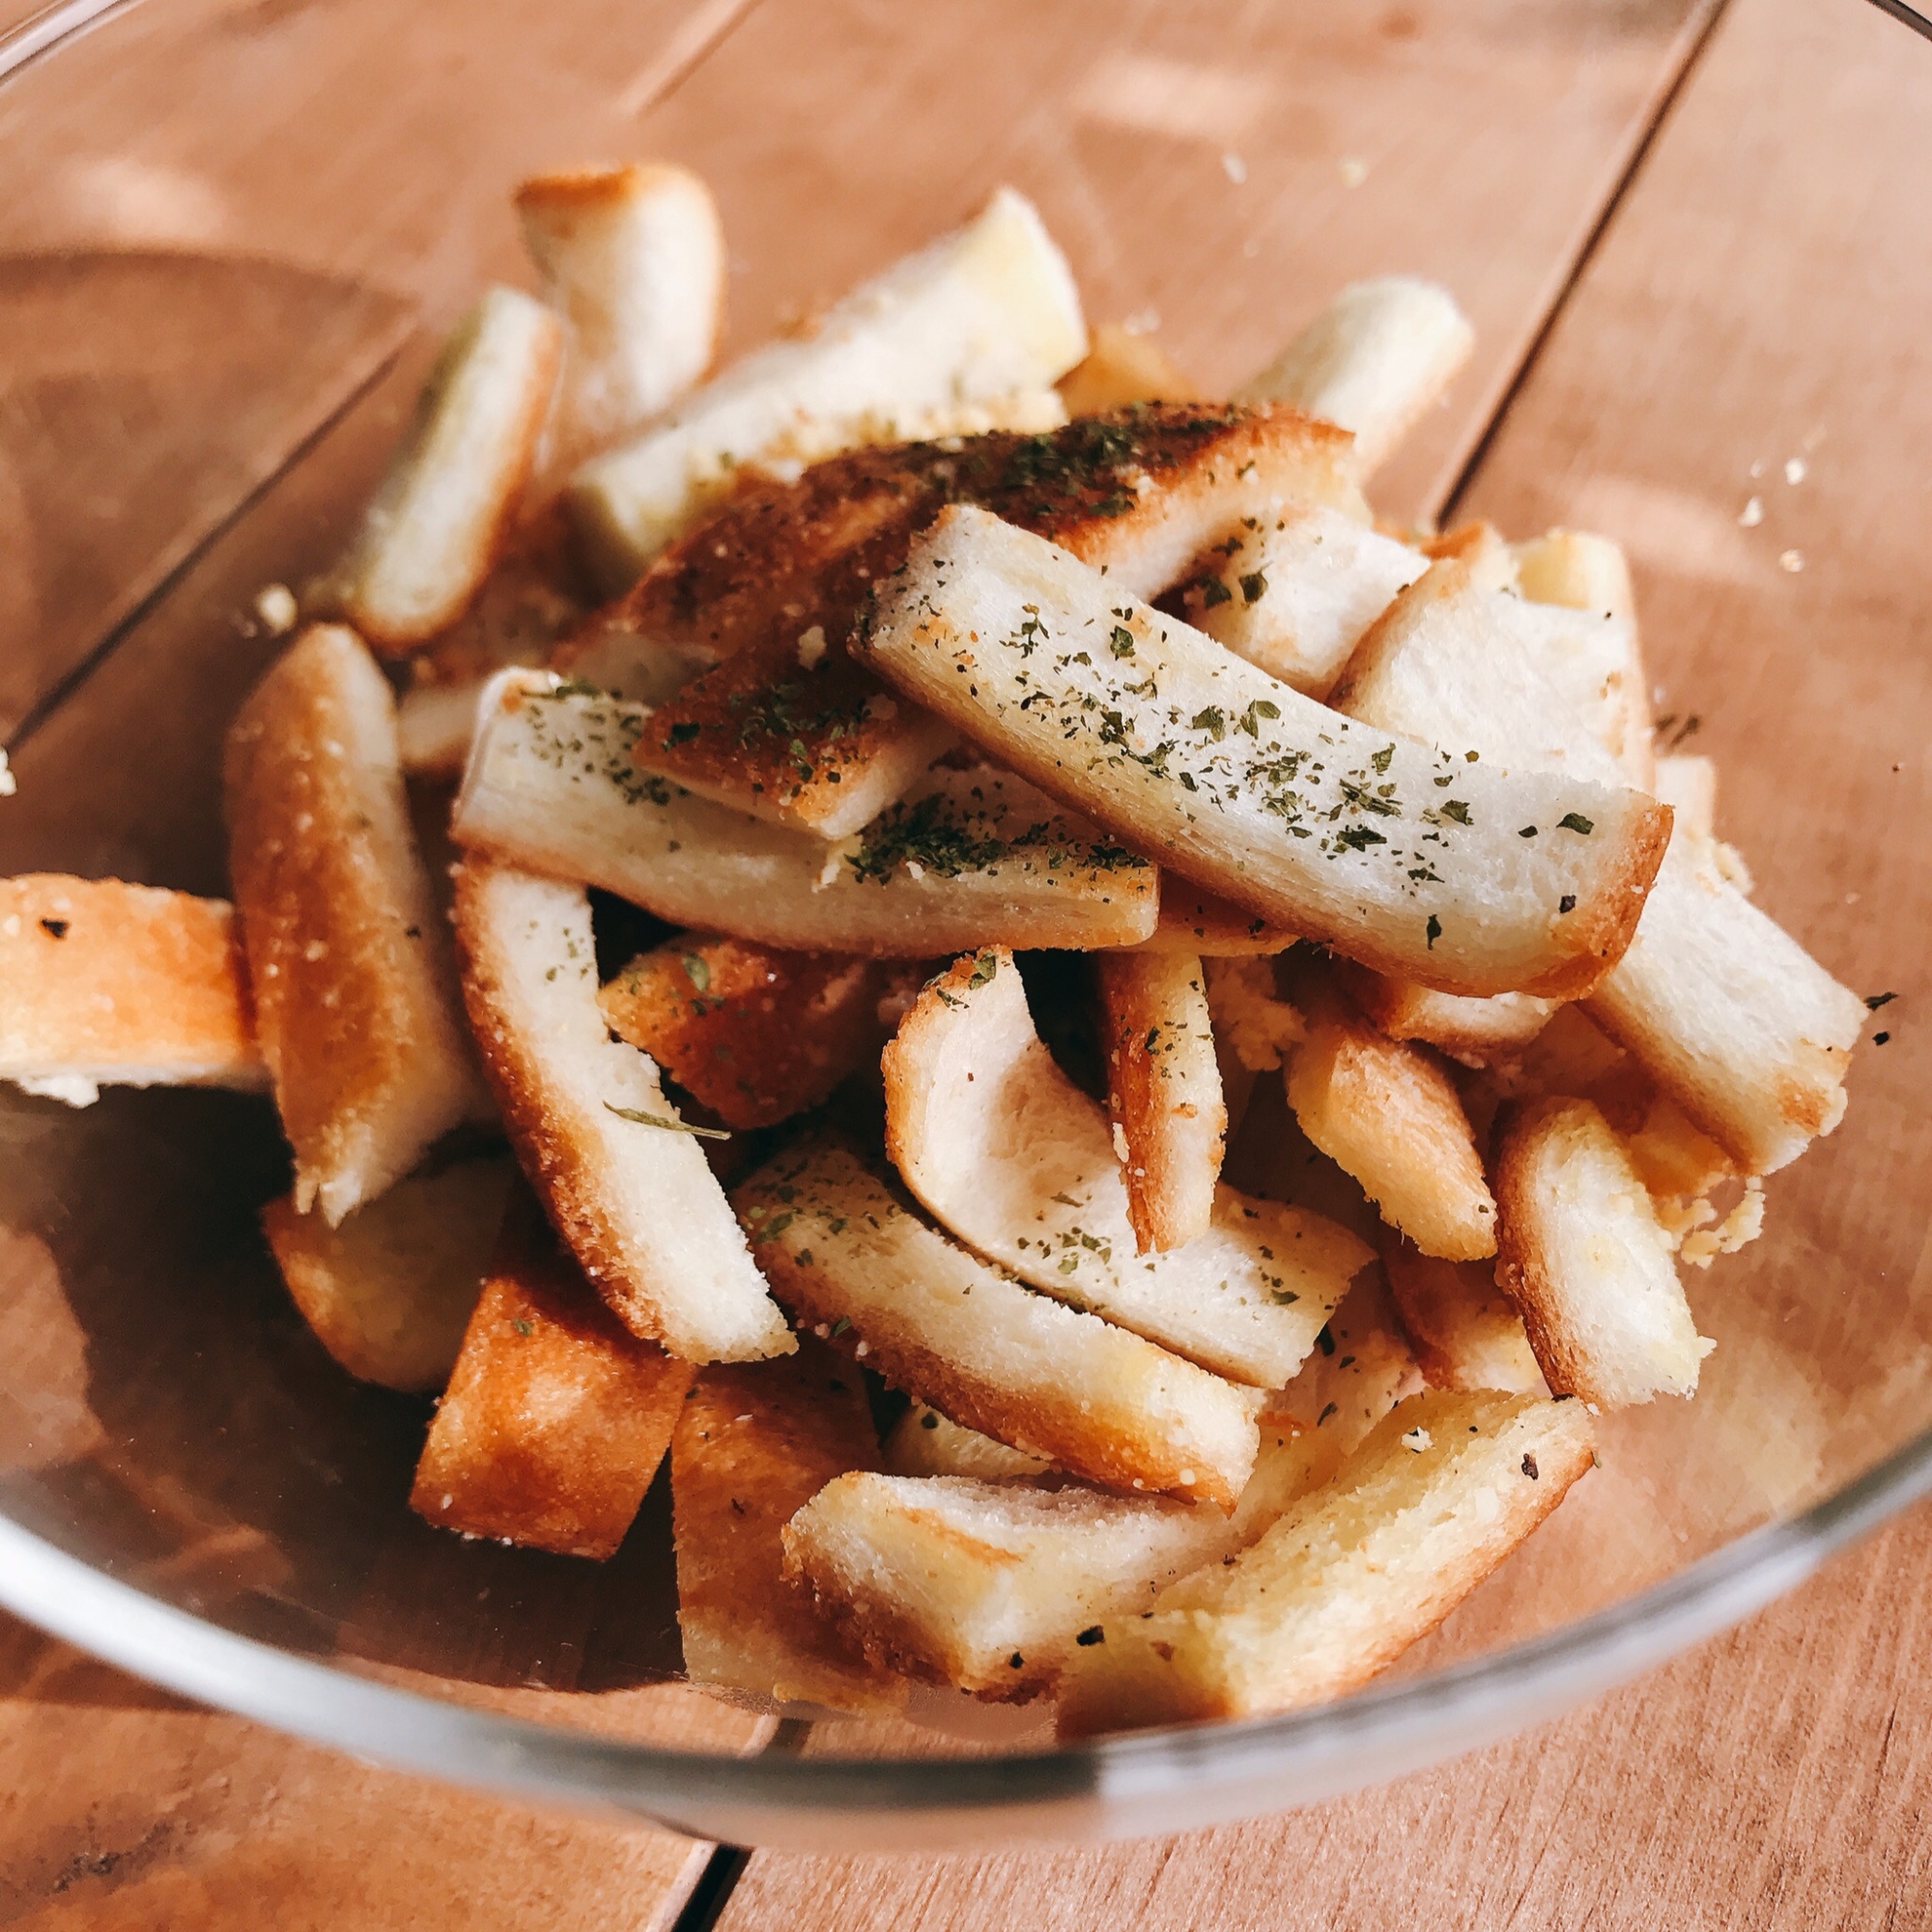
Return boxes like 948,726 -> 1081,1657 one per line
0,160 -> 1871,1738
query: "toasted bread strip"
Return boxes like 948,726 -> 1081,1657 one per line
882,951 -> 1369,1386
1095,952 -> 1227,1252
262,1156 -> 512,1393
1056,1389 -> 1594,1736
885,1405 -> 1050,1480
1583,836 -> 1865,1175
1381,1237 -> 1544,1394
225,625 -> 486,1223
568,186 -> 1087,585
1057,322 -> 1202,414
1652,753 -> 1716,841
599,937 -> 906,1130
1335,560 -> 1865,1172
452,674 -> 1157,953
673,1338 -> 904,1714
1275,1284 -> 1421,1457
634,405 -> 1366,839
860,507 -> 1669,999
1492,1095 -> 1711,1406
451,861 -> 790,1361
783,1474 -> 1235,1701
410,1188 -> 694,1556
735,1141 -> 1263,1506
1285,1007 -> 1497,1261
1337,968 -> 1558,1070
1113,887 -> 1295,957
0,876 -> 263,1105
1179,505 -> 1427,697
1237,276 -> 1475,477
322,291 -> 561,649
516,162 -> 724,465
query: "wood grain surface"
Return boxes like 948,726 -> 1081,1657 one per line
4,0 -> 1932,1923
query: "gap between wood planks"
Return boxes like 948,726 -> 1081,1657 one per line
1439,0 -> 1737,525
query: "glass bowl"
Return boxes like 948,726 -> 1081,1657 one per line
2,0 -> 1928,1854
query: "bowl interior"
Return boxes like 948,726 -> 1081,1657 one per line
2,0 -> 1930,1844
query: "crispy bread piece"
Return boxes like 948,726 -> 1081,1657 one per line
1652,753 -> 1716,841
323,290 -> 561,649
451,861 -> 790,1361
453,675 -> 1157,953
1512,527 -> 1636,620
736,1141 -> 1263,1506
1337,968 -> 1558,1070
632,404 -> 1367,838
885,1405 -> 1050,1481
1336,560 -> 1863,1172
782,1474 -> 1234,1701
1094,952 -> 1226,1252
1056,1389 -> 1594,1736
568,185 -> 1087,585
1057,322 -> 1202,414
1492,1095 -> 1711,1406
516,161 -> 724,466
0,876 -> 263,1105
1285,1008 -> 1497,1261
861,508 -> 1670,999
672,1338 -> 904,1713
1237,276 -> 1475,476
224,625 -> 485,1223
1421,520 -> 1519,591
882,950 -> 1369,1386
1180,505 -> 1427,697
1275,1281 -> 1421,1456
599,936 -> 907,1130
1583,835 -> 1865,1175
262,1156 -> 512,1393
1380,1236 -> 1544,1394
411,1188 -> 694,1555
1114,886 -> 1295,957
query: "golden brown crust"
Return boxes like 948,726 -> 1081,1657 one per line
224,625 -> 485,1223
1519,795 -> 1672,999
599,937 -> 914,1129
1336,963 -> 1558,1069
670,1337 -> 902,1712
0,875 -> 262,1094
411,1189 -> 693,1557
614,405 -> 1362,838
1094,952 -> 1226,1253
1113,886 -> 1296,957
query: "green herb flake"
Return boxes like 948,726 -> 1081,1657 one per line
967,951 -> 1001,989
604,1102 -> 731,1141
1109,625 -> 1136,659
1557,811 -> 1595,836
1239,570 -> 1268,605
681,952 -> 711,994
1866,991 -> 1899,1010
1426,914 -> 1442,950
512,1317 -> 533,1336
829,1315 -> 851,1337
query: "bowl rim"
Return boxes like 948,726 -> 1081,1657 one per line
4,1424 -> 1928,1846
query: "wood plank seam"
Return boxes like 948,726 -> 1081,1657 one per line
1439,0 -> 1735,525
619,0 -> 769,117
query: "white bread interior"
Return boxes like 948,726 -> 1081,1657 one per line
1236,275 -> 1474,477
0,875 -> 264,1104
451,860 -> 791,1361
325,290 -> 562,648
1492,1094 -> 1712,1407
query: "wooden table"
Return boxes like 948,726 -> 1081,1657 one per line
4,0 -> 1931,1923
